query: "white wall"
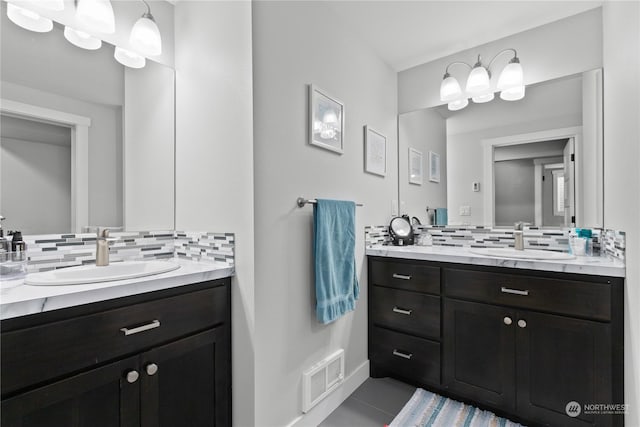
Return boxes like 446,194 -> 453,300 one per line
446,76 -> 582,225
398,7 -> 602,113
1,137 -> 70,234
173,2 -> 255,426
124,63 -> 175,231
398,108 -> 447,224
602,2 -> 640,426
252,2 -> 398,425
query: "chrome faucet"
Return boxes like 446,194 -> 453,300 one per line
513,222 -> 527,251
96,228 -> 113,266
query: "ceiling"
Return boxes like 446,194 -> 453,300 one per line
325,1 -> 603,71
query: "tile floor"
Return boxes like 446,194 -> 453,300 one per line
318,377 -> 416,427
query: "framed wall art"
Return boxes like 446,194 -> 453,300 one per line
308,85 -> 344,154
364,126 -> 386,176
409,147 -> 423,185
428,151 -> 441,183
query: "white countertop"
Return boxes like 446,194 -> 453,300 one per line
0,259 -> 234,320
366,245 -> 626,278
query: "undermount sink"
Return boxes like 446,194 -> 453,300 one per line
25,260 -> 180,286
468,247 -> 576,260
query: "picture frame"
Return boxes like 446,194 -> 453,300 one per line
428,151 -> 441,183
409,147 -> 423,185
308,84 -> 344,154
364,126 -> 386,177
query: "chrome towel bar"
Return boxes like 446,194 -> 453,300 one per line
296,197 -> 363,208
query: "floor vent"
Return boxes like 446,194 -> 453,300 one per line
302,349 -> 345,413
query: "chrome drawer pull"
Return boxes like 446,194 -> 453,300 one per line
392,350 -> 413,360
126,370 -> 139,384
146,363 -> 159,376
501,287 -> 529,296
392,307 -> 413,316
120,320 -> 161,336
392,273 -> 412,280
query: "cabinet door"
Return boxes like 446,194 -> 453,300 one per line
516,310 -> 615,427
443,298 -> 516,412
1,356 -> 140,427
140,327 -> 230,427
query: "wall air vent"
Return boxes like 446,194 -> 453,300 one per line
301,349 -> 345,413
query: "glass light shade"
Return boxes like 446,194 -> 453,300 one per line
130,15 -> 162,56
472,92 -> 495,103
440,75 -> 462,102
7,3 -> 52,32
322,109 -> 338,125
448,98 -> 469,111
114,46 -> 146,69
497,62 -> 524,90
76,0 -> 115,34
500,85 -> 526,101
466,65 -> 491,95
64,26 -> 102,50
38,0 -> 64,11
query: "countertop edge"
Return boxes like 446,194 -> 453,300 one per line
366,247 -> 626,278
1,261 -> 235,320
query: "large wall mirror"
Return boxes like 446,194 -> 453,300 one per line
0,4 -> 175,235
399,68 -> 603,229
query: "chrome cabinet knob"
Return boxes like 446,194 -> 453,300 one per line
126,370 -> 139,383
503,316 -> 513,325
146,363 -> 158,376
518,319 -> 527,328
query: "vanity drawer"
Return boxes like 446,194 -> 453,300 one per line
1,283 -> 228,396
371,286 -> 440,339
370,258 -> 440,295
444,268 -> 611,321
370,326 -> 440,386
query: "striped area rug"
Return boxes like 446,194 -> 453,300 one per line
388,388 -> 526,427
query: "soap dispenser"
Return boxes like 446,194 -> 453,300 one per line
0,216 -> 8,255
10,231 -> 27,261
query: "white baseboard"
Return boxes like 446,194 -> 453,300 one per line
285,359 -> 370,427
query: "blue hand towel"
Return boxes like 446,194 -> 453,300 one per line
313,199 -> 359,324
435,208 -> 448,226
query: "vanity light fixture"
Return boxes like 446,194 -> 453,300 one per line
440,48 -> 525,111
129,0 -> 162,56
6,2 -> 53,32
76,0 -> 115,34
114,46 -> 146,69
64,26 -> 102,50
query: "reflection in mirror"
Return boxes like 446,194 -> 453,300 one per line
1,116 -> 72,234
0,7 -> 175,235
493,138 -> 572,227
399,69 -> 603,228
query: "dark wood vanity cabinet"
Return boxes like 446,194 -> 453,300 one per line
368,256 -> 624,427
1,278 -> 232,427
368,258 -> 442,387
